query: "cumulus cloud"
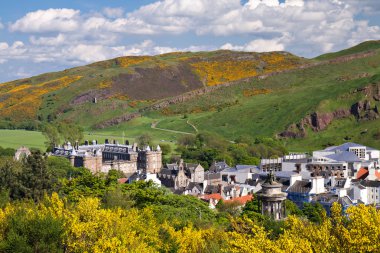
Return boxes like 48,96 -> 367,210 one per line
0,22 -> 4,30
103,7 -> 124,18
2,0 -> 380,81
10,8 -> 80,33
221,38 -> 285,52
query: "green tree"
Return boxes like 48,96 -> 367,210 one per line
136,133 -> 153,148
0,146 -> 16,157
42,124 -> 61,151
0,158 -> 22,200
285,199 -> 303,216
19,151 -> 54,201
57,122 -> 84,145
0,209 -> 64,253
159,143 -> 172,156
302,202 -> 326,224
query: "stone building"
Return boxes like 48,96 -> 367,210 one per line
138,145 -> 163,174
14,146 -> 31,161
257,171 -> 287,220
158,159 -> 205,191
52,140 -> 162,175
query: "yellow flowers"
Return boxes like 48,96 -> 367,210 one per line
243,88 -> 272,97
0,75 -> 82,120
191,60 -> 258,86
190,53 -> 301,86
116,56 -> 151,68
1,194 -> 380,252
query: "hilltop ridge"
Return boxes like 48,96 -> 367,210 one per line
1,41 -> 380,150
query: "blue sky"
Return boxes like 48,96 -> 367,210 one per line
1,0 -> 380,82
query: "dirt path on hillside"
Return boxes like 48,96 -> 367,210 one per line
151,121 -> 195,135
186,120 -> 198,133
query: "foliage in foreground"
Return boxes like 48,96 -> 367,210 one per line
0,152 -> 380,252
0,194 -> 379,253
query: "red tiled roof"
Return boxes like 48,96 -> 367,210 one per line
201,193 -> 223,200
118,178 -> 128,184
357,168 -> 369,180
375,170 -> 380,180
224,195 -> 253,205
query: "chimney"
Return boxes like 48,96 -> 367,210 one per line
125,140 -> 129,145
290,174 -> 302,187
84,140 -> 89,146
113,140 -> 116,145
105,139 -> 109,144
311,176 -> 325,194
75,141 -> 79,150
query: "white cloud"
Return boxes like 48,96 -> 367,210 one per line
103,7 -> 124,18
10,8 -> 80,33
2,0 -> 380,81
30,34 -> 66,46
0,22 -> 4,30
221,38 -> 285,52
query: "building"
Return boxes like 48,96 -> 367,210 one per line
361,180 -> 380,205
260,154 -> 308,172
52,139 -> 162,175
286,175 -> 326,207
221,165 -> 260,184
257,171 -> 287,220
158,159 -> 205,192
14,146 -> 31,161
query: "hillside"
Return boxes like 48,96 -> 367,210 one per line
0,50 -> 305,127
315,40 -> 380,60
1,41 -> 380,151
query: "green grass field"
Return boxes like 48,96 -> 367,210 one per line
0,130 -> 46,150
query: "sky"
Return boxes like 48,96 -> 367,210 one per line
0,0 -> 380,82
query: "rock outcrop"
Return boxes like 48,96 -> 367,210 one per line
279,83 -> 380,138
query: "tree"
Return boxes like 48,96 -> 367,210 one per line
47,156 -> 79,179
42,124 -> 61,151
177,135 -> 196,148
302,202 -> 326,224
19,151 -> 54,201
285,199 -> 303,216
159,143 -> 172,156
136,133 -> 153,148
0,158 -> 22,200
0,146 -> 16,157
57,122 -> 84,144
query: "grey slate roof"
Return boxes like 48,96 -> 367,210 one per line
186,182 -> 203,192
209,161 -> 230,173
204,185 -> 219,194
324,142 -> 376,152
287,180 -> 312,193
324,151 -> 361,162
361,180 -> 380,188
205,172 -> 221,180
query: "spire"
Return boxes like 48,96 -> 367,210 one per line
156,145 -> 161,151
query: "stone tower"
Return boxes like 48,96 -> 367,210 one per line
257,170 -> 287,220
138,145 -> 162,174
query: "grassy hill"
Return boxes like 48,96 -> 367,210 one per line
315,40 -> 380,60
1,41 -> 380,151
0,50 -> 305,127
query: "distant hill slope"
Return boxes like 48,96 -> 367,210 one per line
1,41 -> 380,150
315,40 -> 380,60
0,50 -> 306,125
